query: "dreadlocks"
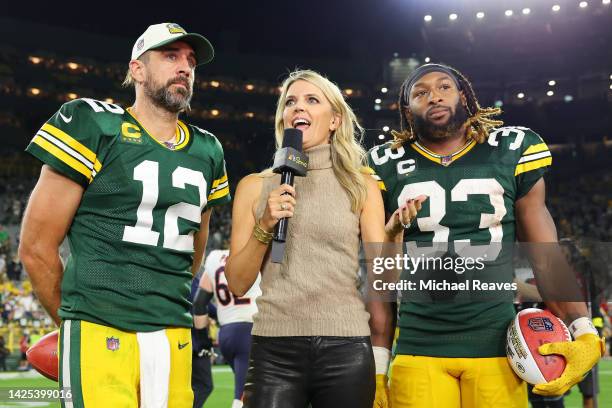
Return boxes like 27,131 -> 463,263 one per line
390,64 -> 503,147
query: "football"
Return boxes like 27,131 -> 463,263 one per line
26,330 -> 59,382
506,308 -> 571,385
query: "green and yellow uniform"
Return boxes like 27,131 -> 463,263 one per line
368,127 -> 551,407
26,98 -> 230,407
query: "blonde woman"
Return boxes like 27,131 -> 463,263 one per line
225,70 -> 420,408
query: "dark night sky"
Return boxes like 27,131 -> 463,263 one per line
3,0 -> 423,60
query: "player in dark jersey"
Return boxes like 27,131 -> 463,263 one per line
367,64 -> 604,408
190,273 -> 215,408
19,23 -> 230,407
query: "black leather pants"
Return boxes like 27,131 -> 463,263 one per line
243,336 -> 375,408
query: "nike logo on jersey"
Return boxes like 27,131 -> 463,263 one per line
59,112 -> 73,123
178,341 -> 190,350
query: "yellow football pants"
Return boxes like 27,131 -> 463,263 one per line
390,355 -> 527,408
59,320 -> 193,408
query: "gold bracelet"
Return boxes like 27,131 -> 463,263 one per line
253,221 -> 274,245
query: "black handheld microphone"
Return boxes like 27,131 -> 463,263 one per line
270,128 -> 308,263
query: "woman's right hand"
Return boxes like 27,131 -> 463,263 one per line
385,195 -> 428,239
259,184 -> 297,232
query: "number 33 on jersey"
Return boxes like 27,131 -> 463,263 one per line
368,127 -> 552,359
25,98 -> 231,331
367,126 -> 551,246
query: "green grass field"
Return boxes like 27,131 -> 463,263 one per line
0,360 -> 610,407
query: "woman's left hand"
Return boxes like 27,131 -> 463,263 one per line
385,195 -> 428,239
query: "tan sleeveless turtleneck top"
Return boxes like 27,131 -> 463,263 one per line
252,144 -> 370,337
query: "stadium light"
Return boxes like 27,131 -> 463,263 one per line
28,56 -> 42,64
383,126 -> 390,132
546,90 -> 554,96
424,57 -> 431,63
211,109 -> 220,116
579,1 -> 588,8
381,87 -> 388,93
375,98 -> 382,104
210,80 -> 220,88
548,80 -> 556,86
29,88 -> 41,95
609,84 -> 612,90
67,62 -> 79,70
374,105 -> 381,111
105,98 -> 114,104
378,134 -> 385,140
424,15 -> 432,22
505,10 -> 514,17
476,12 -> 485,19
564,95 -> 573,102
494,100 -> 503,107
245,84 -> 254,91
67,93 -> 78,100
449,13 -> 458,21
552,4 -> 561,12
517,92 -> 525,99
246,112 -> 255,118
522,8 -> 531,15
344,88 -> 354,95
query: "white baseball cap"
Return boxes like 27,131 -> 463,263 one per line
131,23 -> 214,65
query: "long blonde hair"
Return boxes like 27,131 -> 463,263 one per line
275,69 -> 367,213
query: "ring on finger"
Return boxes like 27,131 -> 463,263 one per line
400,218 -> 411,229
281,203 -> 287,211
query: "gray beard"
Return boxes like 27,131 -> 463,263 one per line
144,78 -> 193,113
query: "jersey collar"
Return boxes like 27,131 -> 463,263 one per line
126,107 -> 191,151
411,138 -> 477,166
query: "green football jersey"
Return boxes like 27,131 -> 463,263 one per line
26,98 -> 231,332
367,127 -> 551,357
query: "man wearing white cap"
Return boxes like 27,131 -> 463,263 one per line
20,22 -> 230,407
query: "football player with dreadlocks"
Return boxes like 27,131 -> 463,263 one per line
366,64 -> 604,407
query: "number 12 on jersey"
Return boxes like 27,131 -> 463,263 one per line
122,160 -> 208,252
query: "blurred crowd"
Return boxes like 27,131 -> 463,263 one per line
548,171 -> 612,241
208,205 -> 231,251
0,280 -> 51,327
0,177 -> 33,225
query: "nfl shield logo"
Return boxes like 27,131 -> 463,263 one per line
441,155 -> 453,166
528,317 -> 554,332
106,337 -> 120,351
